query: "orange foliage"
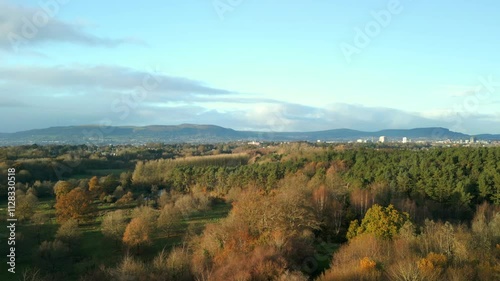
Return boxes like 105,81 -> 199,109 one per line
88,176 -> 101,195
426,252 -> 447,267
55,187 -> 93,222
210,246 -> 287,281
123,218 -> 151,248
417,257 -> 435,272
359,257 -> 377,271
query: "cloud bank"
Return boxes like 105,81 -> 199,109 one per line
1,64 -> 498,134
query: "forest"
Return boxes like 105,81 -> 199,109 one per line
0,142 -> 499,280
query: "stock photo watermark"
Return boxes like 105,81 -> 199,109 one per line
340,0 -> 410,64
7,0 -> 70,53
432,75 -> 499,139
6,168 -> 17,274
212,0 -> 246,20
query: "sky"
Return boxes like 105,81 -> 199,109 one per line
1,0 -> 499,134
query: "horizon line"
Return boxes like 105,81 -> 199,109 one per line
1,123 -> 498,136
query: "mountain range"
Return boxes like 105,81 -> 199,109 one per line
0,124 -> 499,145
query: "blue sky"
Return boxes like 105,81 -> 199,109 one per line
1,0 -> 499,133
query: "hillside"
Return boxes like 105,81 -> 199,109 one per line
0,124 -> 496,145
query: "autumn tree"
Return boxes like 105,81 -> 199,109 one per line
55,187 -> 93,222
131,205 -> 158,232
101,210 -> 128,244
157,204 -> 182,238
152,247 -> 192,281
417,252 -> 447,281
350,188 -> 375,217
311,184 -> 348,237
16,191 -> 38,221
88,176 -> 102,197
174,195 -> 197,217
109,255 -> 146,281
116,191 -> 134,205
157,190 -> 172,208
123,218 -> 151,250
53,181 -> 72,198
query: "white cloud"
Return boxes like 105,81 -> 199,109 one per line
0,0 -> 142,52
0,64 -> 498,134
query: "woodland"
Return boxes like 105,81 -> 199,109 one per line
0,142 -> 499,280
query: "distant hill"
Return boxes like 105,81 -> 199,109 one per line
0,124 -> 497,145
475,134 -> 500,141
268,127 -> 470,141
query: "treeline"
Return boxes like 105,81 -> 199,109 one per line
130,146 -> 500,221
331,147 -> 500,204
7,159 -> 128,181
132,153 -> 260,191
0,143 -> 240,195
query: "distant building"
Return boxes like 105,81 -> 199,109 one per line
470,136 -> 476,143
379,136 -> 386,143
402,137 -> 408,144
356,139 -> 363,143
248,141 -> 261,146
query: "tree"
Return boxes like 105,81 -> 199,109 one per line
157,204 -> 182,238
16,192 -> 38,221
88,176 -> 101,196
113,185 -> 125,199
101,174 -> 119,194
119,171 -> 132,188
158,190 -> 172,208
123,218 -> 151,249
55,188 -> 93,222
53,181 -> 72,198
55,219 -> 81,249
116,191 -> 134,205
131,205 -> 158,231
152,247 -> 192,281
109,255 -> 146,280
38,240 -> 69,271
101,210 -> 128,243
32,212 -> 50,243
347,204 -> 410,240
174,195 -> 197,217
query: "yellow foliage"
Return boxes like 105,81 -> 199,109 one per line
426,252 -> 447,267
418,252 -> 446,279
417,258 -> 434,272
359,257 -> 377,271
